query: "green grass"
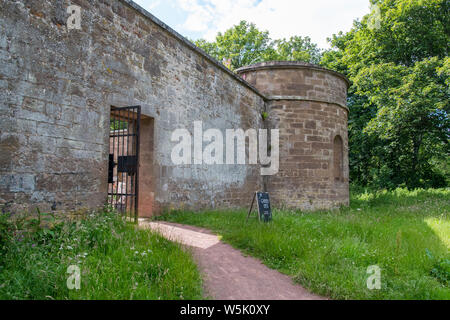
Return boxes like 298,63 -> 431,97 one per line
158,188 -> 450,300
0,208 -> 203,300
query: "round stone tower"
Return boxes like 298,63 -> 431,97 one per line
236,61 -> 350,210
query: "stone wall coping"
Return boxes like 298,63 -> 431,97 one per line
121,1 -> 349,109
121,0 -> 267,100
235,61 -> 351,88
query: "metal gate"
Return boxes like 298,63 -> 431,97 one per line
108,106 -> 141,222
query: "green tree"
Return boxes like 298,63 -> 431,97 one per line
358,58 -> 449,187
194,21 -> 322,70
271,36 -> 322,64
321,0 -> 449,188
194,21 -> 273,70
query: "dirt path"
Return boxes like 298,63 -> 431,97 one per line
140,220 -> 324,300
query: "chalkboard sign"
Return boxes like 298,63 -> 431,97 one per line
256,192 -> 272,222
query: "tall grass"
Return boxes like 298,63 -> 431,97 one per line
159,188 -> 450,300
0,208 -> 203,300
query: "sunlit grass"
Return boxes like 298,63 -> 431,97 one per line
0,209 -> 203,300
159,188 -> 450,300
425,217 -> 450,249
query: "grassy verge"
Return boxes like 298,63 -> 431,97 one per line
158,188 -> 450,300
0,208 -> 203,300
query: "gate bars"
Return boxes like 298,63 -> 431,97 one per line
108,106 -> 141,223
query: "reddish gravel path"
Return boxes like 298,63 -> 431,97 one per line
140,220 -> 325,300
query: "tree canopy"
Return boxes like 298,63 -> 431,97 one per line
193,0 -> 449,189
321,0 -> 449,188
194,21 -> 321,70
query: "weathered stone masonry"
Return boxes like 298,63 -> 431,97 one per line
237,62 -> 350,210
0,0 -> 349,216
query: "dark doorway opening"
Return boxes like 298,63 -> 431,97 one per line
333,135 -> 344,183
108,106 -> 141,222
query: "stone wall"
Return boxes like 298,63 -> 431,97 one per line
0,0 -> 265,215
237,62 -> 350,210
1,1 -> 349,216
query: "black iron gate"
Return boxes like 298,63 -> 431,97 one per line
108,106 -> 141,222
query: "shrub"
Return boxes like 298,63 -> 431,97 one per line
0,212 -> 13,261
0,208 -> 202,300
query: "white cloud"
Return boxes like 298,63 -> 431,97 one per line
174,0 -> 371,48
178,0 -> 215,32
137,0 -> 162,10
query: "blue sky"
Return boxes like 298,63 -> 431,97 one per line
133,0 -> 372,49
